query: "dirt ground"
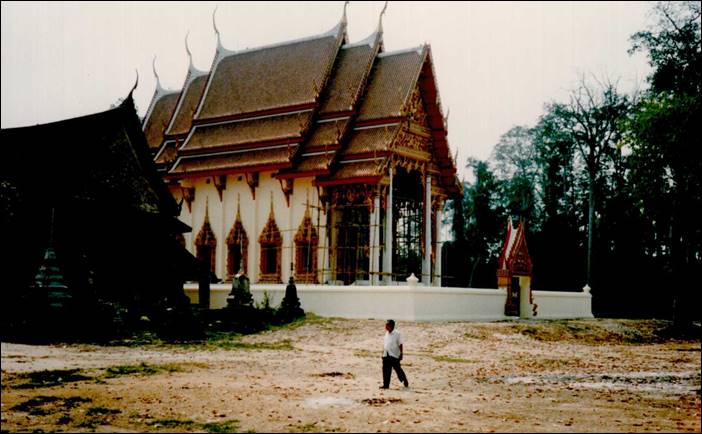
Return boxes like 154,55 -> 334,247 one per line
1,318 -> 700,433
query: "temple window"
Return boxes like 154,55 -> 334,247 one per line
294,204 -> 318,283
258,194 -> 282,283
226,203 -> 248,279
195,205 -> 217,277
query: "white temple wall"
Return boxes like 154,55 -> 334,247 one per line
184,284 -> 593,321
179,173 -> 328,283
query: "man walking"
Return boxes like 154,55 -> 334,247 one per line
380,319 -> 409,389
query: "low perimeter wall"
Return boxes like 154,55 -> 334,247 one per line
183,283 -> 593,321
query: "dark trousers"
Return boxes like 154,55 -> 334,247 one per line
382,356 -> 407,387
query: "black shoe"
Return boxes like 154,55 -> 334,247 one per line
403,379 -> 409,388
379,385 -> 389,389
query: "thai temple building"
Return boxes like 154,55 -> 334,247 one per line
142,4 -> 462,287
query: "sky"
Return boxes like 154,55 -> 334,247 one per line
1,1 -> 654,180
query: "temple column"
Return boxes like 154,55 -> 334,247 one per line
369,195 -> 381,285
422,174 -> 432,286
383,169 -> 393,285
434,203 -> 443,287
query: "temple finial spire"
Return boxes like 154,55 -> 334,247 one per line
212,6 -> 221,49
378,1 -> 388,34
342,1 -> 350,25
129,68 -> 139,96
205,196 -> 210,222
152,56 -> 162,92
185,30 -> 193,67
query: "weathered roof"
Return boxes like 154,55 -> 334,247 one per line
341,125 -> 400,157
305,118 -> 351,148
316,159 -> 385,185
357,47 -> 426,122
195,27 -> 344,121
170,145 -> 297,176
143,92 -> 180,149
319,41 -> 378,115
280,36 -> 378,178
165,73 -> 208,137
181,111 -> 313,152
3,94 -> 180,217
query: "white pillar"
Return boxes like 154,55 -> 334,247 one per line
251,186 -> 259,282
370,195 -> 381,285
434,205 -> 442,287
323,202 -> 333,284
285,188 -> 294,283
220,183 -> 226,280
422,174 -> 432,286
383,169 -> 393,285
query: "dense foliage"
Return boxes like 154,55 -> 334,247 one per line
443,2 -> 701,323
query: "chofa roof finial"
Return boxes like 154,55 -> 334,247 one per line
185,30 -> 193,67
342,1 -> 350,25
212,6 -> 221,48
129,68 -> 139,96
152,55 -> 163,92
378,1 -> 388,33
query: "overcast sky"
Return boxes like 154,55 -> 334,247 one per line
1,1 -> 653,179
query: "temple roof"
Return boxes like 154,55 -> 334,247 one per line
143,92 -> 180,150
357,47 -> 426,122
178,111 -> 313,153
170,145 -> 297,176
165,73 -> 208,138
195,24 -> 345,122
319,40 -> 378,115
3,94 -> 181,218
143,9 -> 460,198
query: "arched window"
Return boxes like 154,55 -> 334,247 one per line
195,204 -> 217,277
294,205 -> 318,283
258,196 -> 282,283
226,204 -> 248,280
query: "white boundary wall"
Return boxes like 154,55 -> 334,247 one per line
183,284 -> 593,321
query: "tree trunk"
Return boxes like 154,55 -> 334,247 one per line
587,175 -> 595,288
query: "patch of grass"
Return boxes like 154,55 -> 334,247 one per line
11,396 -> 60,414
202,419 -> 240,433
57,414 -> 72,425
268,313 -> 336,332
463,331 -> 487,340
146,418 -> 197,428
85,406 -> 121,416
505,319 -> 681,344
362,397 -> 403,406
103,362 -> 183,378
432,355 -> 474,364
189,336 -> 294,351
10,395 -> 91,416
315,372 -> 355,379
11,369 -> 91,389
353,349 -> 376,359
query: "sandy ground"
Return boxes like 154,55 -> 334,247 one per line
1,318 -> 700,433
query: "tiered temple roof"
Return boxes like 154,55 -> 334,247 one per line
144,6 -> 460,197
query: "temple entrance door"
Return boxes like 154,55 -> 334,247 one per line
334,205 -> 369,285
506,276 -> 520,316
392,168 -> 423,281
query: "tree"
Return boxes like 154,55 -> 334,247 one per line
463,159 -> 505,287
550,78 -> 630,290
491,126 -> 539,223
629,1 -> 701,95
626,1 -> 701,326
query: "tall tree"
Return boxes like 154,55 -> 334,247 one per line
626,1 -> 701,325
491,126 -> 539,223
550,79 -> 630,290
